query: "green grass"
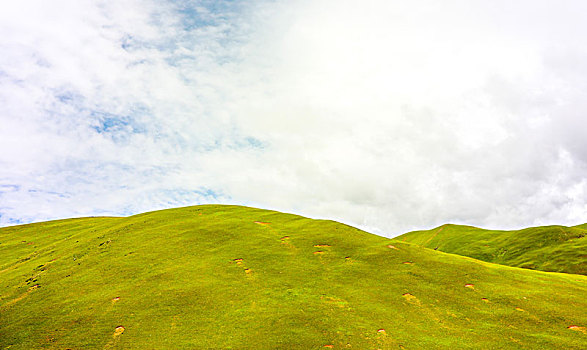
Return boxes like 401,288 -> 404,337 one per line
397,223 -> 587,275
1,205 -> 586,349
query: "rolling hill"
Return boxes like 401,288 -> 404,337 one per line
397,224 -> 587,275
1,205 -> 586,349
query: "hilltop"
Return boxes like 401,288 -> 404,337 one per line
397,223 -> 587,275
1,205 -> 586,349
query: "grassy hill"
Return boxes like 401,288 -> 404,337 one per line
1,205 -> 586,349
397,224 -> 587,275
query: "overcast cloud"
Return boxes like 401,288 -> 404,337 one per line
1,0 -> 587,236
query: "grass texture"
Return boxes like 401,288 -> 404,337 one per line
1,205 -> 586,349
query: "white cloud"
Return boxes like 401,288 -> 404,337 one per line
1,0 -> 587,236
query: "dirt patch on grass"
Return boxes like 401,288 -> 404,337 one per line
402,293 -> 420,305
232,259 -> 253,275
105,326 -> 126,349
280,236 -> 296,249
113,326 -> 125,337
568,325 -> 586,334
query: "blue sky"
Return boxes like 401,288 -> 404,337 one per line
1,0 -> 587,236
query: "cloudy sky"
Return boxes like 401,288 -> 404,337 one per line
1,0 -> 587,236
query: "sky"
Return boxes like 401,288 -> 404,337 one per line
1,0 -> 587,236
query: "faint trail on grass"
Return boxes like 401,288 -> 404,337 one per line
423,226 -> 444,246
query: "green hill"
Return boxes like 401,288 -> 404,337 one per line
397,224 -> 587,275
1,205 -> 586,349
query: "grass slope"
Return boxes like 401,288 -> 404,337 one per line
397,224 -> 587,275
0,205 -> 585,349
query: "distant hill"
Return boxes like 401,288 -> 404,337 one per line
1,205 -> 586,349
397,223 -> 587,275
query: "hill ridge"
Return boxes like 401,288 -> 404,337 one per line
397,222 -> 587,275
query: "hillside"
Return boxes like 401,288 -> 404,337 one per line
397,224 -> 587,275
1,205 -> 586,349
